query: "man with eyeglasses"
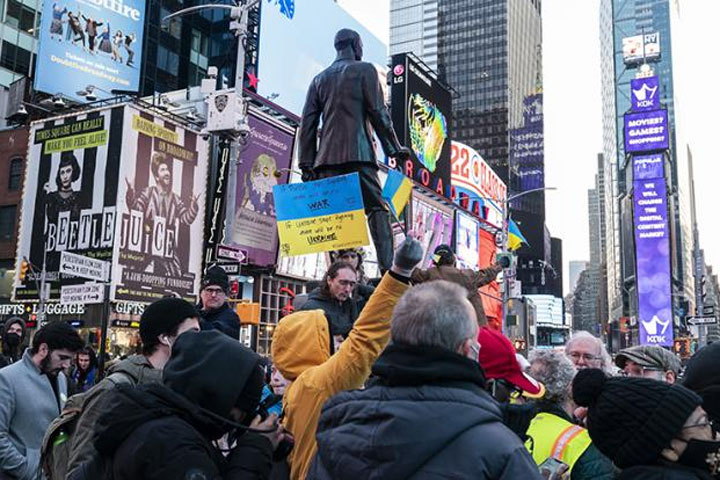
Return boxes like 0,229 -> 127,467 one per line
615,345 -> 681,384
564,331 -> 612,373
198,265 -> 240,339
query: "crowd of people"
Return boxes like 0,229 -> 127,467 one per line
0,238 -> 718,479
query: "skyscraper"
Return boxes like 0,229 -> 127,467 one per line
0,0 -> 40,87
599,0 -> 695,345
390,0 -> 551,294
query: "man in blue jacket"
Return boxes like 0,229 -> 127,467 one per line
198,265 -> 240,339
0,321 -> 83,479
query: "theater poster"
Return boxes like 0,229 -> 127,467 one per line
113,105 -> 208,303
230,110 -> 296,267
14,107 -> 123,301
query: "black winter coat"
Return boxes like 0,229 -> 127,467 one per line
307,342 -> 543,480
297,288 -> 359,337
199,302 -> 240,339
95,383 -> 272,480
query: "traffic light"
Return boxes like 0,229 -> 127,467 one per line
513,338 -> 527,352
673,337 -> 691,357
497,252 -> 514,270
18,259 -> 29,282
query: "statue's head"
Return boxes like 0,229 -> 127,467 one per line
334,28 -> 363,61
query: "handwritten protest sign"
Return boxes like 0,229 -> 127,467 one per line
274,173 -> 369,256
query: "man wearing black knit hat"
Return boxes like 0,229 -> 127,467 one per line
198,265 -> 240,339
572,368 -> 720,479
95,330 -> 287,479
683,342 -> 720,430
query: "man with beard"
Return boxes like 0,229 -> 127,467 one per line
125,151 -> 199,277
42,151 -> 82,224
0,321 -> 83,479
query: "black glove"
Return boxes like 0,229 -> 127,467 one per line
301,168 -> 315,183
391,236 -> 423,277
393,146 -> 411,161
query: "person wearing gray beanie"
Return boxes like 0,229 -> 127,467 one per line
573,368 -> 720,479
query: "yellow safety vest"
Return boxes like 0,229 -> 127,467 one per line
524,412 -> 593,474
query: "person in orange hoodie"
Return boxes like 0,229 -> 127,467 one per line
271,236 -> 422,480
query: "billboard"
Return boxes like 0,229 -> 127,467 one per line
15,107 -> 122,301
229,111 -> 296,267
633,153 -> 664,181
451,141 -> 506,229
113,106 -> 208,303
455,211 -> 479,270
411,193 -> 453,268
257,0 -> 388,116
622,32 -> 661,65
633,157 -> 673,346
510,94 -> 544,210
34,0 -> 145,101
390,53 -> 452,198
631,76 -> 660,111
624,109 -> 669,153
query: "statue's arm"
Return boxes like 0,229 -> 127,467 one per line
298,79 -> 321,171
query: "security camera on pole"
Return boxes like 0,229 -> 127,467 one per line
163,0 -> 258,140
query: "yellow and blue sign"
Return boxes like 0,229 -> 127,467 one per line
382,169 -> 413,218
274,173 -> 369,256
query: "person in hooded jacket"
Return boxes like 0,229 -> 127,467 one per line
61,297 -> 201,480
272,236 -> 423,480
573,368 -> 720,480
0,317 -> 26,368
95,330 -> 286,480
308,280 -> 542,480
683,342 -> 720,431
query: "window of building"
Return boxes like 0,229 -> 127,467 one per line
8,158 -> 22,191
160,7 -> 181,39
0,41 -> 31,76
157,46 -> 179,75
0,205 -> 17,242
5,0 -> 36,33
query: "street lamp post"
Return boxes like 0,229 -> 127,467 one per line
499,187 -> 556,334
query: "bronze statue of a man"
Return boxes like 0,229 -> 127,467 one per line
298,28 -> 409,273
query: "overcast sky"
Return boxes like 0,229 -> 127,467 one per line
338,0 -> 720,295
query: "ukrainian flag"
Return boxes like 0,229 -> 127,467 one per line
382,169 -> 413,218
507,219 -> 528,251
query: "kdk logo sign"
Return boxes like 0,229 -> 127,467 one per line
631,76 -> 660,111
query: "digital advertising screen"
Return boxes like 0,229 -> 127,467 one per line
631,76 -> 660,111
257,0 -> 388,117
390,53 -> 452,198
624,109 -> 669,153
411,192 -> 453,268
34,0 -> 145,100
632,156 -> 673,346
450,141 -> 506,229
622,32 -> 661,65
455,211 -> 479,270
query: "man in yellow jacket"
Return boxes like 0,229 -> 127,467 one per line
272,236 -> 422,480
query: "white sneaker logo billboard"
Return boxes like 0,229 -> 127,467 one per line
642,315 -> 670,343
631,76 -> 660,111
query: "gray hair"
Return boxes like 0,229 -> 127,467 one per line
565,331 -> 613,374
391,281 -> 476,352
529,349 -> 577,403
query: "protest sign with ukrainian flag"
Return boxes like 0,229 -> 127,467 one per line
382,169 -> 413,218
274,173 -> 369,256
